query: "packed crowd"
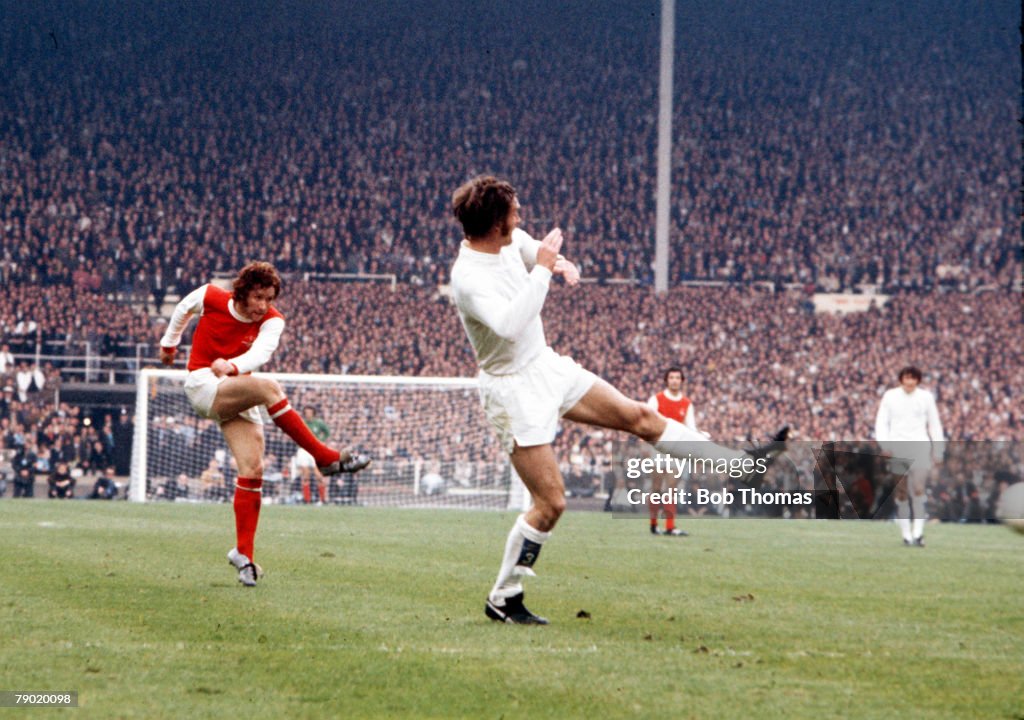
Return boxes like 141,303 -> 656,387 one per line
0,388 -> 130,499
0,283 -> 157,361
1,1 -> 1018,296
3,283 -> 1020,442
4,284 -> 1020,511
1,2 -> 1019,513
277,284 -> 1022,445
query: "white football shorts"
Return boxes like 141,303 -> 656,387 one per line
183,368 -> 264,425
293,448 -> 316,469
478,347 -> 597,453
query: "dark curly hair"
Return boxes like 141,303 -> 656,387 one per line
451,176 -> 517,238
898,366 -> 923,383
233,261 -> 281,303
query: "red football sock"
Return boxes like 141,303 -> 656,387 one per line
234,476 -> 263,561
302,481 -> 312,504
267,399 -> 340,467
649,498 -> 661,526
317,482 -> 327,504
665,500 -> 677,532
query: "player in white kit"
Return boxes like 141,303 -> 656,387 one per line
449,176 -> 788,624
874,366 -> 945,546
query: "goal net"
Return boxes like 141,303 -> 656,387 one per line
130,369 -> 518,510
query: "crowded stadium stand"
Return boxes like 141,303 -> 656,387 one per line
1,1 -> 1019,513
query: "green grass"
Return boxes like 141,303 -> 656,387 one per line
1,502 -> 1021,720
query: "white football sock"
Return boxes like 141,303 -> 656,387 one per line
489,514 -> 550,604
895,498 -> 913,542
910,494 -> 927,539
652,418 -> 745,463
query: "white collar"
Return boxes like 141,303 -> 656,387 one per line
460,239 -> 504,263
228,299 -> 254,323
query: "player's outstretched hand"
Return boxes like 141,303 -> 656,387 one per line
554,257 -> 581,287
536,228 -> 563,271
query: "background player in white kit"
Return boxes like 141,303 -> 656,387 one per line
874,366 -> 945,546
449,176 -> 787,624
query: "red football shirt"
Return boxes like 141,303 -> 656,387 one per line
187,286 -> 283,371
655,392 -> 691,424
160,284 -> 285,374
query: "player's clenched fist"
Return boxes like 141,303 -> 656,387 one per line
210,358 -> 237,378
536,228 -> 563,271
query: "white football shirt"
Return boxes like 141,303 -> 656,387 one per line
450,228 -> 552,375
874,386 -> 944,442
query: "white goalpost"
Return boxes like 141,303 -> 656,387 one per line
130,369 -> 524,510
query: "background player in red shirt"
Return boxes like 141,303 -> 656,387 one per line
159,262 -> 369,586
645,367 -> 702,536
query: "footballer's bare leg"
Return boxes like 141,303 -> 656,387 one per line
563,379 -> 665,442
220,416 -> 266,478
566,379 -> 743,461
221,416 -> 266,585
485,443 -> 563,625
212,376 -> 284,422
566,378 -> 787,484
510,444 -> 567,532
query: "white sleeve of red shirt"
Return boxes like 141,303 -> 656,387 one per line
232,316 -> 285,374
160,285 -> 208,349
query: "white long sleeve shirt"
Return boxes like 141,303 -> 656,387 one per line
450,228 -> 552,375
874,387 -> 944,442
875,386 -> 945,461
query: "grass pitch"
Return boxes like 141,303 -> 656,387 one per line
1,502 -> 1021,719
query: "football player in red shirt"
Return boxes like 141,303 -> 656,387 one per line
160,262 -> 369,586
645,367 -> 699,536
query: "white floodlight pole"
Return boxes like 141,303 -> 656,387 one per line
654,0 -> 675,293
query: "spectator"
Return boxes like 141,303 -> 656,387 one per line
15,362 -> 42,402
154,474 -> 191,502
0,344 -> 13,376
47,461 -> 75,499
199,459 -> 228,502
88,440 -> 113,471
88,466 -> 120,500
13,466 -> 35,498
